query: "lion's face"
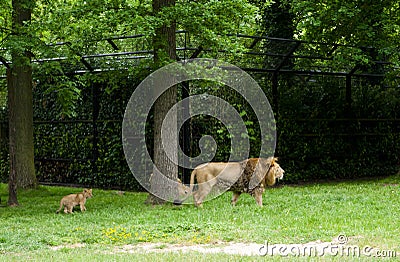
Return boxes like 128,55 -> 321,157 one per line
177,179 -> 190,198
270,162 -> 284,181
83,188 -> 93,199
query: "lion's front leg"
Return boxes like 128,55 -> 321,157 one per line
231,192 -> 241,206
194,178 -> 216,207
254,188 -> 264,207
80,203 -> 86,212
192,191 -> 198,205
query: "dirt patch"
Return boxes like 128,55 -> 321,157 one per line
50,243 -> 86,251
109,236 -> 395,257
111,238 -> 349,256
113,242 -> 263,256
50,237 -> 399,258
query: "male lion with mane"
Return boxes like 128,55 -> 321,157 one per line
176,157 -> 284,207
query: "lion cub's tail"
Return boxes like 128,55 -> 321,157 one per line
55,202 -> 63,214
173,169 -> 197,205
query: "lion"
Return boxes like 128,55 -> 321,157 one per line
149,173 -> 190,199
177,178 -> 190,199
56,188 -> 93,214
176,157 -> 284,207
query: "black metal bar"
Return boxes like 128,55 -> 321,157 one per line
294,133 -> 400,137
345,75 -> 352,113
106,39 -> 119,50
91,81 -> 100,181
31,49 -> 336,66
181,81 -> 191,184
272,72 -> 279,115
12,65 -> 385,80
275,42 -> 301,72
232,33 -> 304,43
272,72 -> 280,156
34,157 -> 91,162
232,33 -> 370,49
83,50 -> 153,59
345,65 -> 360,114
190,46 -> 203,59
248,37 -> 261,49
281,118 -> 400,122
107,34 -> 145,40
349,65 -> 360,75
244,50 -> 334,61
327,44 -> 339,56
33,119 -> 121,124
0,56 -> 10,69
240,67 -> 388,78
80,57 -> 93,71
34,57 -> 68,63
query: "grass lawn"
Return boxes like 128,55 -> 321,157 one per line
0,173 -> 399,261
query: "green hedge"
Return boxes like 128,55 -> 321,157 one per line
275,75 -> 400,183
0,72 -> 399,189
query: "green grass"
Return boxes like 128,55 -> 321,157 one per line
0,174 -> 399,261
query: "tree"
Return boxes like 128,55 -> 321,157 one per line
1,0 -> 259,197
256,0 -> 295,68
7,0 -> 37,206
146,0 -> 178,205
142,0 -> 259,204
288,0 -> 400,67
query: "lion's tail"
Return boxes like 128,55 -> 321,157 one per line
55,202 -> 63,214
173,169 -> 197,205
188,169 -> 196,194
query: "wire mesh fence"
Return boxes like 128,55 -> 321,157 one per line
0,32 -> 399,189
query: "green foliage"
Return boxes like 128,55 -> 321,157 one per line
31,72 -> 144,190
172,0 -> 258,53
0,0 -> 399,187
276,75 -> 400,183
188,80 -> 263,161
288,0 -> 400,67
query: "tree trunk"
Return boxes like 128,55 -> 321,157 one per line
261,0 -> 295,68
152,0 -> 176,65
7,65 -> 36,189
146,0 -> 177,205
7,0 -> 37,206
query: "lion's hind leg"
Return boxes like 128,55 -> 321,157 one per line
66,205 -> 73,213
231,192 -> 241,206
55,202 -> 64,214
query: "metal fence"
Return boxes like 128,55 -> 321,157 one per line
0,32 -> 398,188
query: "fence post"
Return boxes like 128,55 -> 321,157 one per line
272,72 -> 280,156
92,81 -> 99,181
346,65 -> 359,116
345,75 -> 352,115
181,81 -> 191,184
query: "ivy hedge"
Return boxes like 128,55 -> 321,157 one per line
276,75 -> 400,182
0,71 -> 399,190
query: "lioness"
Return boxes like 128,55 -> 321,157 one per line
177,178 -> 190,199
149,173 -> 190,199
178,157 -> 284,207
56,188 -> 93,214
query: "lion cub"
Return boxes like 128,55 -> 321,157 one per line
56,188 -> 93,214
